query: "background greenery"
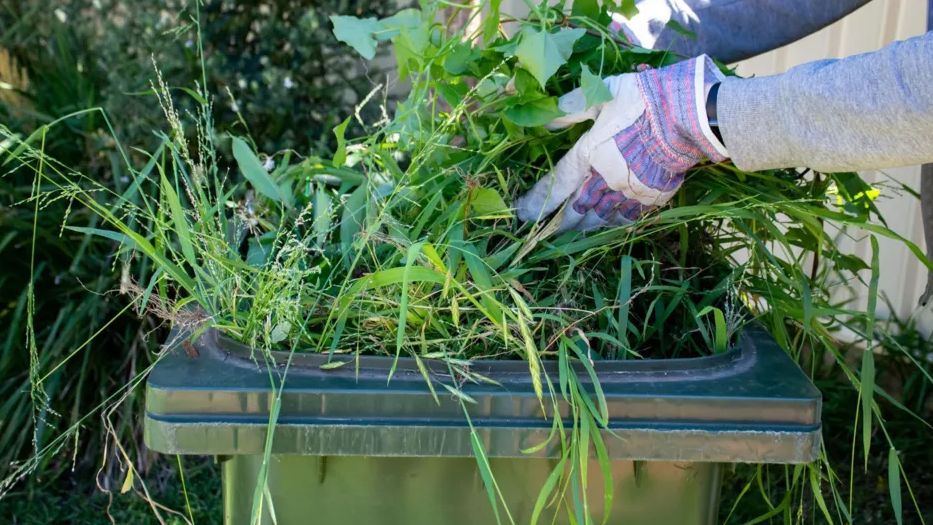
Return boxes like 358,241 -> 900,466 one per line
0,1 -> 929,523
0,0 -> 396,517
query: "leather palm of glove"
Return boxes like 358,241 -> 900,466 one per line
515,55 -> 728,232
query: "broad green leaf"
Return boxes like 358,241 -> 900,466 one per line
618,0 -> 638,19
332,117 -> 351,167
516,26 -> 585,88
512,68 -> 542,98
378,9 -> 428,76
330,11 -> 426,66
330,15 -> 381,59
444,42 -> 476,75
833,253 -> 870,273
246,237 -> 272,267
377,9 -> 423,39
572,0 -> 600,19
470,187 -> 511,218
503,96 -> 563,127
231,137 -> 286,205
436,80 -> 470,108
581,64 -> 612,109
888,448 -> 903,525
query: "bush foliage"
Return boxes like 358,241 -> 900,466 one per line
0,0 -> 393,487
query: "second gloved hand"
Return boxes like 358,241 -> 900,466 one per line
515,55 -> 728,232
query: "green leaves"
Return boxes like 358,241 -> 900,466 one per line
516,26 -> 585,88
482,0 -> 502,43
160,171 -> 197,270
397,242 -> 425,354
330,16 -> 382,59
231,137 -> 291,207
581,64 -> 612,109
888,448 -> 903,525
618,0 -> 639,19
503,96 -> 563,127
444,41 -> 477,75
697,306 -> 728,354
571,0 -> 600,19
469,187 -> 511,219
330,9 -> 424,61
332,117 -> 351,167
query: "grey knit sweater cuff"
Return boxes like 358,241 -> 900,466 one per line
718,32 -> 933,173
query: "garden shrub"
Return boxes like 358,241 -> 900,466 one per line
0,0 -> 394,484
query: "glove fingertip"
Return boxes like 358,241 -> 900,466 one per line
514,193 -> 541,223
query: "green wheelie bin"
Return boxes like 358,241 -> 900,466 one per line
144,323 -> 820,524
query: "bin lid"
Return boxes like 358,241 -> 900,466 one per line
145,324 -> 820,463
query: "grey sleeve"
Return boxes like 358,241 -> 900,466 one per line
718,32 -> 933,173
624,0 -> 869,63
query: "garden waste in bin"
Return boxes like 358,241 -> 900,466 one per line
144,323 -> 820,525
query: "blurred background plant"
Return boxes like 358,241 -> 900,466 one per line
0,0 -> 396,516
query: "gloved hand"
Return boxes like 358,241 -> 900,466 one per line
515,55 -> 728,232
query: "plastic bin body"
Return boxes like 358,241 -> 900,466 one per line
223,455 -> 721,525
144,324 -> 821,525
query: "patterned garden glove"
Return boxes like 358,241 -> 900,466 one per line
515,55 -> 728,232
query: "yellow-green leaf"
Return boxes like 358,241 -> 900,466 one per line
120,468 -> 134,494
470,187 -> 512,218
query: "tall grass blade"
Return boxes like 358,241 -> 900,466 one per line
396,242 -> 425,356
888,447 -> 903,525
530,455 -> 567,525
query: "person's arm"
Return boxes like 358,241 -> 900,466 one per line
717,32 -> 933,172
617,0 -> 869,62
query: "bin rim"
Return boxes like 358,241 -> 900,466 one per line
199,324 -> 749,381
145,322 -> 822,462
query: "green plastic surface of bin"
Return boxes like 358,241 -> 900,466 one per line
144,324 -> 821,525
